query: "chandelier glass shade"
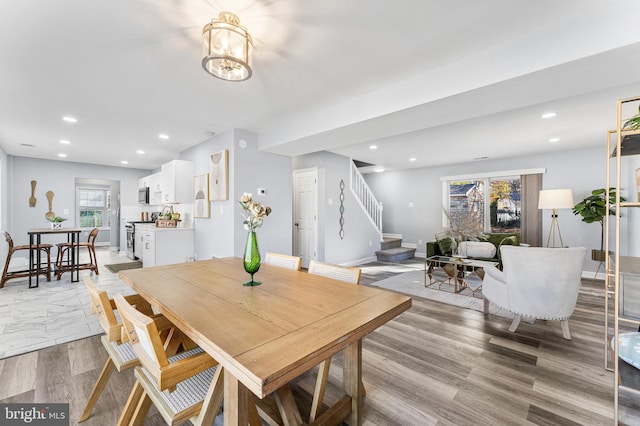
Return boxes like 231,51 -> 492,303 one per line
202,12 -> 253,82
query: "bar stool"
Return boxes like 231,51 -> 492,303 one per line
1,231 -> 52,288
55,227 -> 99,280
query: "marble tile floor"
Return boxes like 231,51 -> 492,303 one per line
0,247 -> 137,359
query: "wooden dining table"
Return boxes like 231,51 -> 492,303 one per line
119,257 -> 411,425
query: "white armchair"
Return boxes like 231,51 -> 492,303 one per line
483,245 -> 587,340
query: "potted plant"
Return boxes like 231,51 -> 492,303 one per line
572,188 -> 625,261
47,216 -> 67,229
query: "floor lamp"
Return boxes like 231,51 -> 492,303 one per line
538,189 -> 574,248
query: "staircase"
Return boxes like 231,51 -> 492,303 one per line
350,160 -> 415,262
375,236 -> 416,262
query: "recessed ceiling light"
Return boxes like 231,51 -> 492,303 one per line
409,157 -> 416,162
374,167 -> 385,173
62,116 -> 77,123
369,145 -> 377,150
136,150 -> 145,154
121,160 -> 129,165
549,137 -> 560,143
59,139 -> 71,144
541,112 -> 557,119
158,134 -> 169,140
57,153 -> 67,158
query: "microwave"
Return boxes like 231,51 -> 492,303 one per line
138,187 -> 149,204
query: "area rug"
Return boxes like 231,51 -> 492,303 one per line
369,269 -> 518,318
104,261 -> 142,273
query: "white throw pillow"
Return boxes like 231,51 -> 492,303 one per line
460,241 -> 496,258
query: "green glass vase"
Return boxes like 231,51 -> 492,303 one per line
242,231 -> 261,286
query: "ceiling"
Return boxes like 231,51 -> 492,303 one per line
2,0 -> 640,173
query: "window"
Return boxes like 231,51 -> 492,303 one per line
446,176 -> 521,234
78,189 -> 110,228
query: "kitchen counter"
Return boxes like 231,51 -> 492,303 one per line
133,223 -> 193,231
135,225 -> 194,267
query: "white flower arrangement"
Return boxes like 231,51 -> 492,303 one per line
239,193 -> 272,231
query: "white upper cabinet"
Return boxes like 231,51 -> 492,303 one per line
139,172 -> 162,205
160,159 -> 194,203
147,173 -> 162,205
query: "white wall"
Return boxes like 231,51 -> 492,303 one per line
7,156 -> 149,255
0,146 -> 8,269
292,151 -> 381,265
179,130 -> 293,261
365,146 -> 609,272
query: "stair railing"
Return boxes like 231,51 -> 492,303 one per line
350,160 -> 383,241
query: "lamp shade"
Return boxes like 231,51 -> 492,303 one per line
202,12 -> 253,81
538,189 -> 575,209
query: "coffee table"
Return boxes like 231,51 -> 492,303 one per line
425,255 -> 498,296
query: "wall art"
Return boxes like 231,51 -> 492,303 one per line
210,149 -> 229,201
194,173 -> 210,218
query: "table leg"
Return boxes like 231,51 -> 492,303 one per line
224,369 -> 249,426
192,366 -> 224,426
343,339 -> 362,426
71,232 -> 80,283
28,234 -> 34,288
30,234 -> 43,289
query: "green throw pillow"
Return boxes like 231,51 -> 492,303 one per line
497,235 -> 519,260
437,237 -> 456,256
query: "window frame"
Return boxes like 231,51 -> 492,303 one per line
76,187 -> 111,229
440,168 -> 545,231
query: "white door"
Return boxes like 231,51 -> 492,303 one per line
293,168 -> 318,268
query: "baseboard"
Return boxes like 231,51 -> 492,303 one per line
341,256 -> 377,267
582,270 -> 605,281
383,233 -> 402,239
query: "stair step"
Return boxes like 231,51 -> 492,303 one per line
380,238 -> 402,250
375,247 -> 416,263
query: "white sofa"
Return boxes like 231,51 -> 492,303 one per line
483,245 -> 587,340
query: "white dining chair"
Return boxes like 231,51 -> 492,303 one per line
307,260 -> 363,422
264,252 -> 301,271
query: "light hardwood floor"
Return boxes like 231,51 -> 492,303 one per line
0,257 -> 633,425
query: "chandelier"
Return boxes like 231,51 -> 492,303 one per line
202,12 -> 253,82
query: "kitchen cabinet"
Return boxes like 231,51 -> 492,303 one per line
141,227 -> 156,267
137,225 -> 194,267
160,159 -> 194,203
148,173 -> 162,205
139,173 -> 162,205
134,228 -> 144,260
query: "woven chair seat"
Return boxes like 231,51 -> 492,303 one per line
107,338 -> 138,364
137,347 -> 216,415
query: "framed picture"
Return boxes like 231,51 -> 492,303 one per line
210,149 -> 229,201
194,173 -> 210,218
